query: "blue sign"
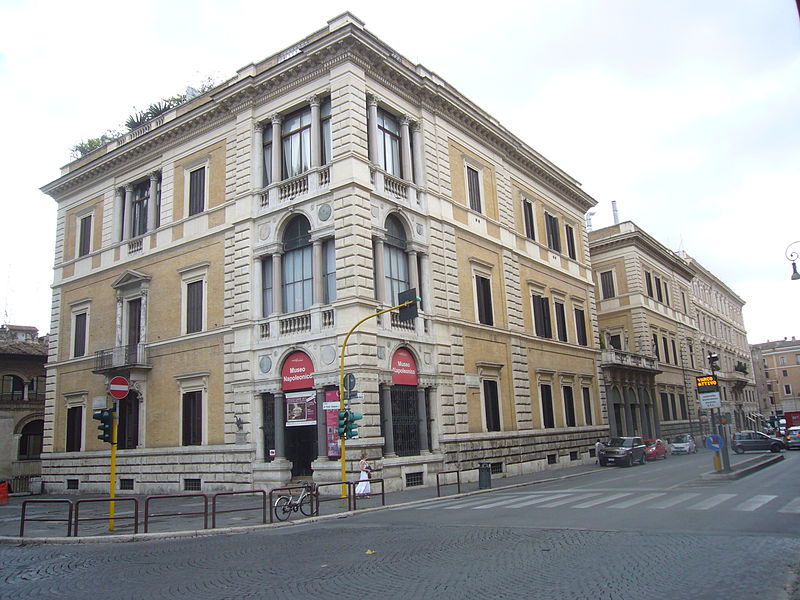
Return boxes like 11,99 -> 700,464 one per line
705,434 -> 724,451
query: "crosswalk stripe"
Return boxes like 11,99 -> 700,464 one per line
688,493 -> 737,510
609,492 -> 665,509
649,493 -> 699,509
440,497 -> 519,510
572,492 -> 632,508
778,498 -> 800,514
505,493 -> 573,509
539,493 -> 599,507
471,496 -> 531,510
734,495 -> 777,512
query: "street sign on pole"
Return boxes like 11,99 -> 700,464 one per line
108,376 -> 129,400
705,434 -> 724,451
344,373 -> 356,392
699,390 -> 721,409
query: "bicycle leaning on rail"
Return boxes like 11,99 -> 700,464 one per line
273,481 -> 315,521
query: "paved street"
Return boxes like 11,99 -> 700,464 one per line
1,451 -> 798,599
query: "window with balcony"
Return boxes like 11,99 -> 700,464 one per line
130,180 -> 150,237
282,215 -> 313,312
377,109 -> 401,177
282,106 -> 312,179
545,213 -> 561,252
523,199 -> 535,240
483,379 -> 500,432
384,215 -> 410,305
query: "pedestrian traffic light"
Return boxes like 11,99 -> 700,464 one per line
346,411 -> 363,439
337,410 -> 349,438
93,408 -> 115,444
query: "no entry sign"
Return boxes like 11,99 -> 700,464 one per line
108,376 -> 129,399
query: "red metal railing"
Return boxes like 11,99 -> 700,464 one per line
144,493 -> 208,533
19,499 -> 73,537
211,490 -> 267,528
73,497 -> 139,536
436,470 -> 462,497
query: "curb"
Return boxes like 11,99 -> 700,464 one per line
699,453 -> 784,480
0,467 -> 603,545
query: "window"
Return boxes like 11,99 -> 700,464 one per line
574,308 -> 587,346
466,166 -> 481,213
565,224 -> 576,259
681,291 -> 688,313
0,375 -> 24,401
182,391 -> 202,446
282,106 -> 312,179
261,257 -> 273,317
679,394 -> 687,420
660,392 -> 670,421
533,294 -> 552,338
186,280 -> 204,334
78,214 -> 92,257
600,271 -> 615,299
540,384 -> 555,428
670,394 -> 677,420
554,301 -> 567,342
262,126 -> 273,187
384,216 -> 409,305
377,109 -> 401,176
655,276 -> 663,302
73,312 -> 87,357
688,342 -> 695,368
645,271 -> 653,297
66,406 -> 82,452
779,356 -> 787,365
652,333 -> 660,359
320,97 -> 332,166
523,199 -> 535,240
283,215 -> 313,312
18,420 -> 43,460
483,380 -> 500,432
785,384 -> 792,395
545,213 -> 561,252
117,394 -> 140,450
475,275 -> 493,325
671,340 -> 678,365
130,180 -> 149,237
582,387 -> 593,425
784,369 -> 789,377
188,167 -> 206,216
323,238 -> 336,304
662,337 -> 670,364
662,280 -> 670,306
796,354 -> 800,365
563,386 -> 576,427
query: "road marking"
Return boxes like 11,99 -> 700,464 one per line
572,492 -> 632,508
471,496 -> 532,510
538,493 -> 599,507
778,498 -> 800,514
504,493 -> 574,508
734,495 -> 777,512
688,493 -> 737,510
609,492 -> 666,509
648,493 -> 700,508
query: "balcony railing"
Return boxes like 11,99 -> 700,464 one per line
601,349 -> 660,373
258,307 -> 336,340
258,166 -> 331,209
94,344 -> 150,372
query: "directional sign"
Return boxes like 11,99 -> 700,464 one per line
108,376 -> 129,399
705,434 -> 724,451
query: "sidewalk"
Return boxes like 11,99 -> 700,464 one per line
0,462 -> 603,543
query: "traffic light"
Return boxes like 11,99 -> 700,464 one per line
707,352 -> 720,373
346,411 -> 363,439
337,410 -> 349,438
93,408 -> 115,444
397,288 -> 420,322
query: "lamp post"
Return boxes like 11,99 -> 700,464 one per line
787,241 -> 800,280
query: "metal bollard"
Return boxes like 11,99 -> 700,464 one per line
478,463 -> 492,489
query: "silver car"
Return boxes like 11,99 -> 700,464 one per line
786,426 -> 800,450
670,433 -> 697,454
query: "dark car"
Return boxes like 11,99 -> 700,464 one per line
731,430 -> 786,454
598,437 -> 647,467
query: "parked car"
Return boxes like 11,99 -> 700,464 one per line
670,433 -> 697,454
598,437 -> 647,467
731,430 -> 786,454
644,439 -> 668,460
785,426 -> 800,450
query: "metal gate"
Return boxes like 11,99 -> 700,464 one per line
391,385 -> 419,457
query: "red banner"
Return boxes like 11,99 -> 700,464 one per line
281,351 -> 315,391
391,347 -> 418,385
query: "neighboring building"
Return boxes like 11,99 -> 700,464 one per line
41,13 -> 605,495
749,344 -> 773,429
751,337 -> 800,419
0,325 -> 47,490
588,222 -> 701,440
679,252 -> 758,431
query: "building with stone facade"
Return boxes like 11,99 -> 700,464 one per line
678,252 -> 758,431
588,222 -> 702,440
40,13 -> 606,495
751,337 -> 800,420
0,325 -> 47,490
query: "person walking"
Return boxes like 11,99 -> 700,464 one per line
595,439 -> 605,465
355,451 -> 372,498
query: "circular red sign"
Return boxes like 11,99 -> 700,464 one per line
109,376 -> 130,399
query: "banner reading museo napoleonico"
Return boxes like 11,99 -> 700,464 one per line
285,391 -> 317,427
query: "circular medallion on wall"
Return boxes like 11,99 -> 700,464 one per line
258,224 -> 270,241
377,346 -> 386,360
318,203 -> 332,222
416,223 -> 423,235
259,355 -> 272,373
321,345 -> 336,365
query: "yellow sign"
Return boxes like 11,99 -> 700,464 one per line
696,375 -> 718,388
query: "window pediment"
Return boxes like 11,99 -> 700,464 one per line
112,270 -> 151,290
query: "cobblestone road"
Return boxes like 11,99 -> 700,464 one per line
2,518 -> 798,599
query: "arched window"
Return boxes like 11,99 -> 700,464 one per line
384,215 -> 409,304
282,215 -> 313,312
1,375 -> 25,401
18,419 -> 43,460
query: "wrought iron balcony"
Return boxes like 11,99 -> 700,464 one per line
94,343 -> 150,373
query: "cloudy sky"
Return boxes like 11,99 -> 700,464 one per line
1,0 -> 798,343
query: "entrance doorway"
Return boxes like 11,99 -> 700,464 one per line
285,425 -> 316,478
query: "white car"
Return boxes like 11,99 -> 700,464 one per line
670,433 -> 697,454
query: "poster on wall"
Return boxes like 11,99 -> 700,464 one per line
285,390 -> 317,426
391,347 -> 418,385
325,389 -> 341,458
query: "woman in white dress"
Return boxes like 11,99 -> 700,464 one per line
355,451 -> 372,497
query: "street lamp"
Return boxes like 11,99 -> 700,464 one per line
787,241 -> 800,280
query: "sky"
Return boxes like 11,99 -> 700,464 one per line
0,0 -> 798,343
